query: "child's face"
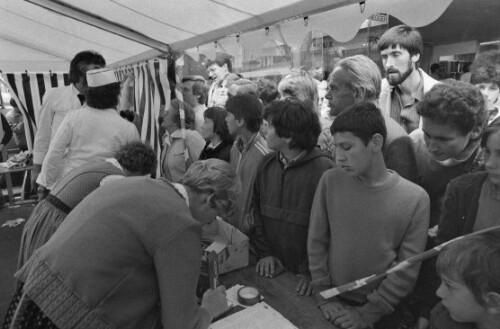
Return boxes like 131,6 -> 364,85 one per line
265,123 -> 288,151
476,82 -> 500,106
422,117 -> 472,161
201,117 -> 215,140
437,275 -> 485,324
334,132 -> 373,177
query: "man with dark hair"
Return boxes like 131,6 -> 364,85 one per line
378,25 -> 439,133
409,81 -> 488,328
225,94 -> 269,234
308,102 -> 429,329
181,75 -> 208,133
252,99 -> 334,296
206,52 -> 232,107
33,50 -> 105,197
326,54 -> 417,181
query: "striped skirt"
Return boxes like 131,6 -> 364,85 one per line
17,195 -> 68,270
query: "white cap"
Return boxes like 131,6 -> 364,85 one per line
86,68 -> 118,87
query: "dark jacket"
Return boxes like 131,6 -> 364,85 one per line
251,147 -> 334,274
198,140 -> 232,163
416,171 -> 488,319
437,171 -> 489,244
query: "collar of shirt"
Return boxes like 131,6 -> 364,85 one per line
236,133 -> 259,153
393,69 -> 425,105
278,150 -> 307,169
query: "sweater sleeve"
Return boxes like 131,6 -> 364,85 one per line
307,173 -> 333,292
155,222 -> 212,329
384,136 -> 418,183
358,190 -> 430,326
39,112 -> 72,189
250,161 -> 273,259
436,181 -> 462,244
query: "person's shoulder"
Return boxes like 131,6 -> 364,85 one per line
449,171 -> 488,189
430,303 -> 475,329
252,134 -> 270,156
394,172 -> 428,199
384,115 -> 408,140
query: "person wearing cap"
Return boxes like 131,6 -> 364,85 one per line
37,68 -> 140,191
206,52 -> 233,107
33,51 -> 105,198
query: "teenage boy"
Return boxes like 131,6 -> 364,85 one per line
378,25 -> 439,133
226,94 -> 270,234
308,102 -> 429,329
411,81 -> 487,229
252,99 -> 334,295
431,230 -> 500,329
409,81 -> 488,329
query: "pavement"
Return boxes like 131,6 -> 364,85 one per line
0,203 -> 35,321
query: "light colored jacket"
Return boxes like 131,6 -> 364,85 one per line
379,69 -> 439,129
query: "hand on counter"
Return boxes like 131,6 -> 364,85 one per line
201,285 -> 230,320
296,273 -> 313,296
332,306 -> 369,329
255,256 -> 283,278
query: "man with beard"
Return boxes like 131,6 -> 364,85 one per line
326,55 -> 417,182
378,25 -> 439,134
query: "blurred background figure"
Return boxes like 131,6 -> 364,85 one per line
6,99 -> 27,151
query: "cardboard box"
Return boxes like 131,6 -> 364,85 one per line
201,218 -> 249,274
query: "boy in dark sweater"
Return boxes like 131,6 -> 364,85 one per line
252,99 -> 334,295
308,102 -> 429,329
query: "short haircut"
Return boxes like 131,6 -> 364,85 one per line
377,25 -> 423,58
85,82 -> 121,109
206,52 -> 232,72
69,51 -> 106,84
264,99 -> 321,150
480,120 -> 500,148
257,79 -> 279,105
225,94 -> 263,133
334,55 -> 382,101
331,102 -> 387,147
169,99 -> 196,130
182,75 -> 208,105
278,70 -> 318,108
181,159 -> 241,217
203,107 -> 234,145
471,66 -> 500,88
227,79 -> 258,97
416,82 -> 488,135
437,230 -> 500,306
115,141 -> 158,175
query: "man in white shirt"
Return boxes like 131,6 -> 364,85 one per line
206,52 -> 232,107
33,51 -> 105,199
181,75 -> 208,134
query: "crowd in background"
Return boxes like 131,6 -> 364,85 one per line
1,24 -> 500,329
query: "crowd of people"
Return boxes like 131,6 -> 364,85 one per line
1,24 -> 500,329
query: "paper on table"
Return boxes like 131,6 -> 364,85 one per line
209,302 -> 298,329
